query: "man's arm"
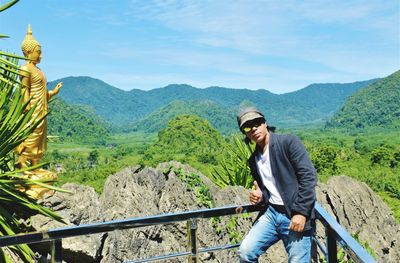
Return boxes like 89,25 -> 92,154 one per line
287,135 -> 318,219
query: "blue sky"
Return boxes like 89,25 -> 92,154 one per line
1,0 -> 399,93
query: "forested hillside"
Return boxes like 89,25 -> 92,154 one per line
285,79 -> 377,115
127,100 -> 237,134
50,76 -> 376,130
55,76 -> 150,124
48,99 -> 110,144
140,115 -> 227,168
327,71 -> 400,129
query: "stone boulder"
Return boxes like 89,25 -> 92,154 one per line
31,183 -> 105,262
99,163 -> 257,263
316,176 -> 400,262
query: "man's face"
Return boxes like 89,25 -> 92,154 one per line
242,118 -> 267,145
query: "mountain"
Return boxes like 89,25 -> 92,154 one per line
285,79 -> 378,115
146,84 -> 279,108
48,99 -> 110,144
326,71 -> 400,129
127,100 -> 237,134
49,76 -> 378,131
54,76 -> 150,124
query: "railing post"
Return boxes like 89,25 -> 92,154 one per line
187,219 -> 198,263
311,236 -> 318,262
50,239 -> 62,263
326,227 -> 337,263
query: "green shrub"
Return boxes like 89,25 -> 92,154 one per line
163,165 -> 214,208
210,135 -> 254,188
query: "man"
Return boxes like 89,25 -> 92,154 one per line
237,107 -> 317,263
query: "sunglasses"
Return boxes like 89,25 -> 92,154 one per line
242,118 -> 265,133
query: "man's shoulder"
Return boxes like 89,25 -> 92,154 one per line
272,134 -> 308,157
271,133 -> 299,143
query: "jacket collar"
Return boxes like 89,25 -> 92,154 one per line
251,132 -> 275,158
268,132 -> 275,148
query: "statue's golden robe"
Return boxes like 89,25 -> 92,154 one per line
16,65 -> 48,161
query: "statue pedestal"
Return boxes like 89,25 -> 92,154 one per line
22,169 -> 57,199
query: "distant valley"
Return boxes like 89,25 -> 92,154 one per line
48,75 -> 380,134
44,71 -> 400,227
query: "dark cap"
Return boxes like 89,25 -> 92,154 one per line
237,107 -> 265,129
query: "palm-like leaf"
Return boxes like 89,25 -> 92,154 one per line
0,0 -> 19,13
210,135 -> 255,189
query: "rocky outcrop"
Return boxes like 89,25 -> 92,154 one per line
32,163 -> 259,262
33,183 -> 105,262
316,176 -> 400,262
30,163 -> 399,262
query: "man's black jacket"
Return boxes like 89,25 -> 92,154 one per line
248,133 -> 317,231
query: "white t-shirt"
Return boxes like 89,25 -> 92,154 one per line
255,144 -> 284,205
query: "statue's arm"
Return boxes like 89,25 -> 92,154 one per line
48,82 -> 63,100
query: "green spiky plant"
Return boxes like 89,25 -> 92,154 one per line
0,1 -> 65,262
210,135 -> 255,188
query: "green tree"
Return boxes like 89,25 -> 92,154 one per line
370,144 -> 399,168
309,145 -> 339,176
48,99 -> 110,145
87,150 -> 99,167
50,149 -> 67,161
353,138 -> 362,153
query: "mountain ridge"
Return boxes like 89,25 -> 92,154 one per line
49,75 -> 380,131
126,100 -> 236,134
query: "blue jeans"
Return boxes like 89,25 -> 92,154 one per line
238,206 -> 311,263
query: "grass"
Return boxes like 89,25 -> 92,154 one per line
48,142 -> 94,152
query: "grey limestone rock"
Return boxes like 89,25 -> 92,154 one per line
30,163 -> 399,263
316,176 -> 400,262
31,183 -> 104,262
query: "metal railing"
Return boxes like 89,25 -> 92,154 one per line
313,203 -> 376,263
0,202 -> 376,263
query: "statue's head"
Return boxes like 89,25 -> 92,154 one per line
21,24 -> 41,63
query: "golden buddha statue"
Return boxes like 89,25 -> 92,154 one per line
16,25 -> 62,198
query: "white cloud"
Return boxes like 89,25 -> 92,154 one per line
39,0 -> 399,92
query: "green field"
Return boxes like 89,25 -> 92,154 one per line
46,132 -> 156,192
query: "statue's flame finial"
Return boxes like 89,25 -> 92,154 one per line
21,24 -> 40,57
27,24 -> 32,35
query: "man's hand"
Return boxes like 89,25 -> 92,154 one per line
289,214 -> 306,232
249,181 -> 263,205
235,206 -> 244,214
